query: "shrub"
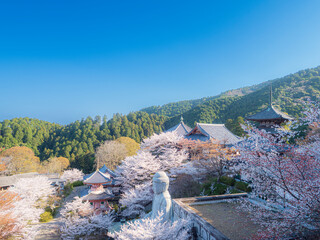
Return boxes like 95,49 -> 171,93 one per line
72,180 -> 84,187
113,204 -> 119,213
64,183 -> 74,197
53,207 -> 60,216
201,182 -> 228,195
219,176 -> 236,186
235,181 -> 252,192
230,188 -> 242,194
44,206 -> 53,214
212,183 -> 227,195
40,211 -> 53,222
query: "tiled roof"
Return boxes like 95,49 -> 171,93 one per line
82,190 -> 114,201
83,170 -> 111,184
99,165 -> 117,178
84,165 -> 117,180
246,105 -> 294,121
0,172 -> 39,188
166,121 -> 192,136
187,123 -> 241,145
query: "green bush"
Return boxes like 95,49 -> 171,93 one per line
72,180 -> 84,187
52,207 -> 60,217
230,188 -> 243,194
113,204 -> 119,213
219,176 -> 236,186
201,182 -> 228,196
40,211 -> 53,222
64,183 -> 74,196
44,206 -> 53,214
212,183 -> 227,195
235,181 -> 252,192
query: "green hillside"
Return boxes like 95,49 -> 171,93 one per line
163,66 -> 320,131
141,79 -> 273,118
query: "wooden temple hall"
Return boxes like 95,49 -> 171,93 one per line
166,116 -> 240,145
82,165 -> 121,213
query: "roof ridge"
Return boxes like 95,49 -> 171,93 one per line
198,123 -> 225,126
84,170 -> 111,184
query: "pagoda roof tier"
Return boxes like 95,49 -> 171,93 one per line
84,165 -> 117,180
166,118 -> 192,136
186,123 -> 240,145
99,165 -> 117,178
83,170 -> 111,185
246,105 -> 294,122
82,190 -> 114,201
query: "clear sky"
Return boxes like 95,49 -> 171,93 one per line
1,0 -> 320,124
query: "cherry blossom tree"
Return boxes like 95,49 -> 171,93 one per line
110,212 -> 191,240
61,168 -> 84,183
60,196 -> 114,239
234,102 -> 320,238
3,176 -> 56,239
116,132 -> 192,217
180,139 -> 237,179
11,176 -> 55,223
120,182 -> 153,218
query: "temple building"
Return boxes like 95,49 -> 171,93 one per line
84,164 -> 121,188
246,86 -> 294,133
186,123 -> 240,145
83,170 -> 114,213
165,116 -> 192,136
166,116 -> 240,145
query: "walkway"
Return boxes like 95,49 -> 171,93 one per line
34,186 -> 87,240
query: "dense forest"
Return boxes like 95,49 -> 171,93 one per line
1,65 -> 320,171
0,113 -> 167,172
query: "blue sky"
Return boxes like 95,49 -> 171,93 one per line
1,0 -> 320,124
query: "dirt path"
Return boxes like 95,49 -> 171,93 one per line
34,186 -> 87,240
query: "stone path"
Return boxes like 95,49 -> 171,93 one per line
34,186 -> 87,240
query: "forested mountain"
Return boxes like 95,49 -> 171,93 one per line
163,66 -> 320,131
0,65 -> 320,171
140,78 -> 274,117
0,113 -> 167,172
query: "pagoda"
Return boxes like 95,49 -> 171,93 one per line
83,170 -> 114,213
246,85 -> 294,133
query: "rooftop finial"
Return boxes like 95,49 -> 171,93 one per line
270,83 -> 273,107
180,115 -> 183,122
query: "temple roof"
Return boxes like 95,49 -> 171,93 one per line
99,165 -> 117,178
83,170 -> 111,184
82,190 -> 114,201
246,105 -> 294,122
166,117 -> 192,136
84,165 -> 117,181
186,123 -> 240,145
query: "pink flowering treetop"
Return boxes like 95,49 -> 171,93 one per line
110,211 -> 191,240
234,101 -> 320,238
61,168 -> 84,183
116,132 -> 193,218
60,196 -> 114,239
